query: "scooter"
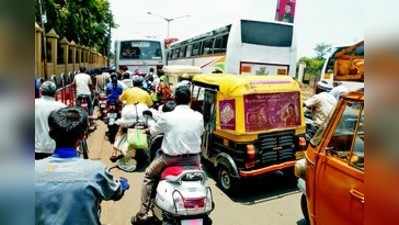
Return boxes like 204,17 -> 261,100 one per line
98,92 -> 108,121
147,137 -> 214,225
105,101 -> 121,144
151,163 -> 214,225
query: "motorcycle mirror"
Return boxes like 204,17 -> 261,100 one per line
142,110 -> 153,117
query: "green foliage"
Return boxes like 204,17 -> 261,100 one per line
298,43 -> 332,78
298,56 -> 325,78
314,43 -> 332,59
35,0 -> 116,55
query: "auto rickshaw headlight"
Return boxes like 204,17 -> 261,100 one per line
294,158 -> 307,180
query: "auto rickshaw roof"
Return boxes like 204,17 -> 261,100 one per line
192,74 -> 300,97
163,65 -> 202,75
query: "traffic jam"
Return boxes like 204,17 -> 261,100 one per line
34,0 -> 365,225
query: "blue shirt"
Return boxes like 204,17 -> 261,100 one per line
106,82 -> 124,104
35,148 -> 123,225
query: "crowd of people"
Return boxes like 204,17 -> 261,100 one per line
34,63 -> 357,225
34,65 -> 200,225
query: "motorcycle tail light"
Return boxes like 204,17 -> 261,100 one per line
183,198 -> 205,209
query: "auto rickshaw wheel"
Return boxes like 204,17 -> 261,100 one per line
301,194 -> 310,225
217,166 -> 238,194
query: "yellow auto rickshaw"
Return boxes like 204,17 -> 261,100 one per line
191,74 -> 306,193
163,65 -> 202,88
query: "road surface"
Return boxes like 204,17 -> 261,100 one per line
87,122 -> 306,225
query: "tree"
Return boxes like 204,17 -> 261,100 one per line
297,43 -> 332,80
314,43 -> 332,59
298,56 -> 325,77
35,0 -> 116,56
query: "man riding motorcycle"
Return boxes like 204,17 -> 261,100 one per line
131,86 -> 204,225
35,107 -> 129,225
119,76 -> 153,107
106,73 -> 124,105
304,91 -> 337,139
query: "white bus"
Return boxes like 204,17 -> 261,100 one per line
167,19 -> 297,76
114,37 -> 165,75
316,41 -> 364,93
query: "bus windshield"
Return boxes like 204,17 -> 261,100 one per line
241,20 -> 293,47
120,40 -> 162,60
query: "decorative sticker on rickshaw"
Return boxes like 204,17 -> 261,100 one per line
219,99 -> 235,130
244,92 -> 300,132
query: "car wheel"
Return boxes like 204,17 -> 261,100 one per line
218,166 -> 238,194
301,194 -> 310,225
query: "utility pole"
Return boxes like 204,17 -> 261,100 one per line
147,12 -> 190,38
38,0 -> 48,79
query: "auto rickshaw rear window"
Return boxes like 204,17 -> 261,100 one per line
244,92 -> 300,132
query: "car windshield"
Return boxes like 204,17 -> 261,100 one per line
120,40 -> 162,60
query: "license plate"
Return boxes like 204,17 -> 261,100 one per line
181,219 -> 203,225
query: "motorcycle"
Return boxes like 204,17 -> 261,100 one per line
76,95 -> 97,159
147,138 -> 214,224
151,164 -> 214,225
105,101 -> 121,144
97,92 -> 108,120
140,110 -> 214,225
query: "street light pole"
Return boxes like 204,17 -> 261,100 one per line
37,0 -> 48,80
147,12 -> 190,37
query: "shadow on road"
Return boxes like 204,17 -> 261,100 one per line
207,168 -> 300,205
296,218 -> 307,225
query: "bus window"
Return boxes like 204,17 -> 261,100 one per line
179,46 -> 187,58
172,48 -> 180,59
192,42 -> 202,56
120,40 -> 162,60
167,51 -> 171,61
214,34 -> 228,53
241,20 -> 293,47
186,45 -> 193,57
203,39 -> 214,55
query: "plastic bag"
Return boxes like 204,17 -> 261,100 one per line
127,128 -> 148,150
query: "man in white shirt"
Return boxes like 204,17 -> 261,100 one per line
35,81 -> 66,160
132,86 -> 204,225
304,91 -> 337,127
121,72 -> 133,89
329,81 -> 349,100
73,66 -> 93,114
95,69 -> 111,93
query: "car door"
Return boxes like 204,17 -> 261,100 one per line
314,100 -> 364,225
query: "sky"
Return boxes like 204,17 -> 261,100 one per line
109,0 -> 367,59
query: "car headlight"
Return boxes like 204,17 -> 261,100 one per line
295,158 -> 307,180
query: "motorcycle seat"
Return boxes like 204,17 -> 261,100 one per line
160,166 -> 201,180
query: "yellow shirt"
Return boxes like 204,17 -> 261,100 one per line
119,87 -> 153,107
